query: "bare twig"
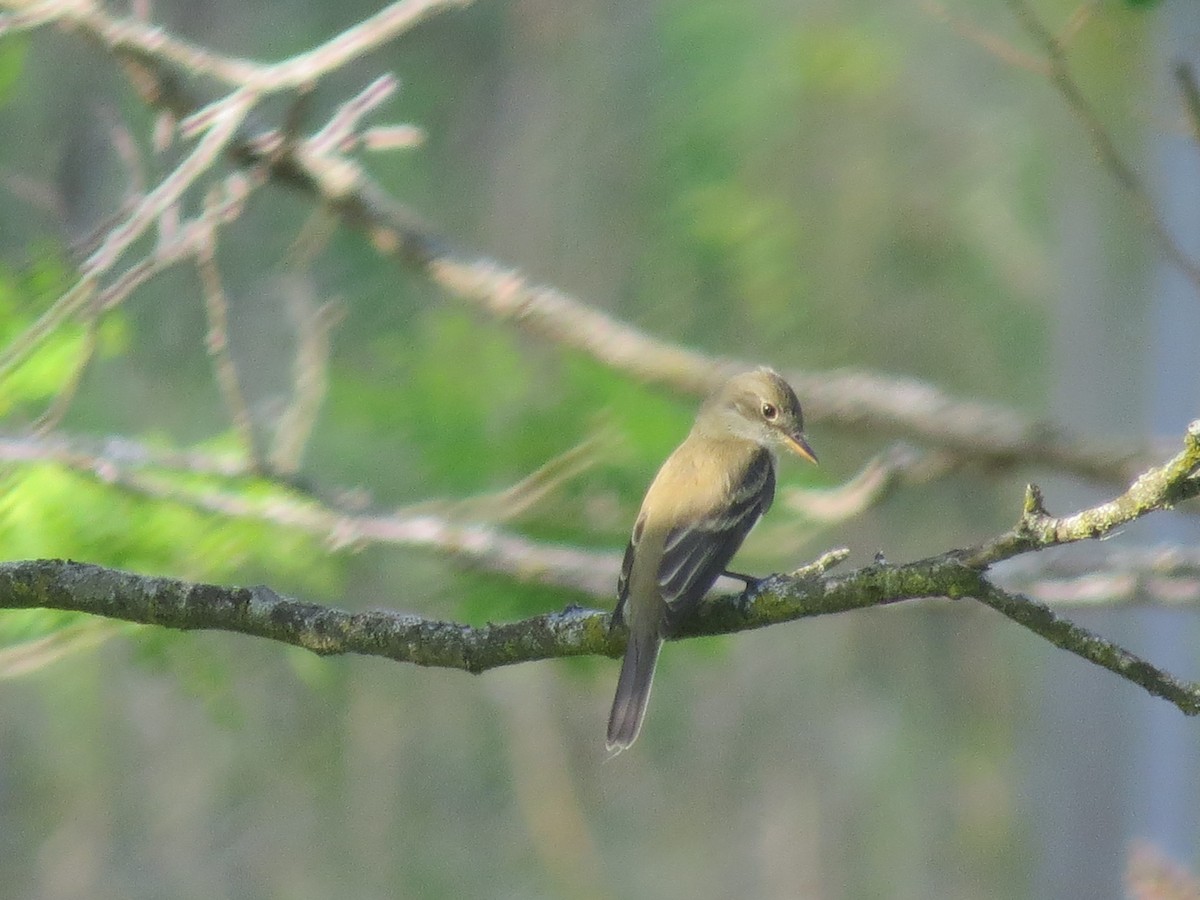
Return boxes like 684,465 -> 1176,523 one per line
1003,0 -> 1200,294
7,0 -> 469,91
784,443 -> 952,523
269,289 -> 343,475
22,173 -> 267,430
196,238 -> 262,467
1056,1 -> 1099,49
0,433 -> 256,479
996,545 -> 1200,607
404,432 -> 610,525
0,89 -> 255,384
965,420 -> 1200,567
0,430 -> 619,596
2,0 -> 1160,487
431,256 -> 1154,482
362,124 -> 425,152
0,0 -> 456,389
920,0 -> 1049,75
93,169 -> 261,314
306,73 -> 399,156
31,300 -> 100,434
0,619 -> 119,678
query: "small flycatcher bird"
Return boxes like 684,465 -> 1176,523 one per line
607,367 -> 818,751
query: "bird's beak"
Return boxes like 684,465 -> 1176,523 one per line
784,431 -> 819,465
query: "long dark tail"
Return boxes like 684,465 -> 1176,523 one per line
606,628 -> 662,752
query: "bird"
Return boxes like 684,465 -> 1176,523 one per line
606,367 -> 817,751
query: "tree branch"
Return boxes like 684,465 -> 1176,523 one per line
965,420 -> 1200,567
1003,0 -> 1200,295
996,545 -> 1200,607
0,431 -> 619,596
0,558 -> 620,672
2,424 -> 1198,715
3,429 -> 1199,610
0,0 -> 1156,487
4,1 -> 1200,716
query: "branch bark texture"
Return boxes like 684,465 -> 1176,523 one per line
3,423 -> 1199,715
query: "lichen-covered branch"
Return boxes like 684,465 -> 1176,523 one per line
0,558 -> 620,672
3,0 -> 1200,717
965,421 -> 1200,567
2,424 -> 1199,716
971,580 -> 1200,714
2,429 -> 1199,611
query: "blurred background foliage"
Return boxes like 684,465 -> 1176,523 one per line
0,0 -> 1194,898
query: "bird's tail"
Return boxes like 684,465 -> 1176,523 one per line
606,628 -> 663,752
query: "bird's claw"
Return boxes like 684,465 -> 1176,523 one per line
722,569 -> 762,590
722,569 -> 764,615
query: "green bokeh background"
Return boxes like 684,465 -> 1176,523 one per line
0,0 -> 1191,897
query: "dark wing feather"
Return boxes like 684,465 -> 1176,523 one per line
612,536 -> 637,629
658,450 -> 774,631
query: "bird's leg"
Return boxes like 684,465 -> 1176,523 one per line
722,569 -> 762,590
723,569 -> 765,615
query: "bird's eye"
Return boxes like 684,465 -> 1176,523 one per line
761,402 -> 778,421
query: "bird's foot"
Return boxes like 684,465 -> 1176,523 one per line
724,569 -> 767,615
723,569 -> 762,591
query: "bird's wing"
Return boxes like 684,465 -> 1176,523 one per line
658,449 -> 775,629
612,536 -> 636,628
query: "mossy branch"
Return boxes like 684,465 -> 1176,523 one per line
2,423 -> 1198,713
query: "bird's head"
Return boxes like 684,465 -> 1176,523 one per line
697,367 -> 818,464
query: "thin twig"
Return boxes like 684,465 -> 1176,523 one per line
0,433 -> 254,478
195,225 -> 262,468
5,0 -> 1157,487
920,0 -> 1049,75
996,545 -> 1200,606
93,172 -> 263,309
31,300 -> 101,434
784,443 -> 952,523
305,73 -> 399,157
0,430 -> 619,596
269,288 -> 343,475
17,0 -> 469,91
1004,0 -> 1200,294
1056,1 -> 1098,49
973,580 -> 1200,713
0,89 -> 255,384
361,124 -> 425,152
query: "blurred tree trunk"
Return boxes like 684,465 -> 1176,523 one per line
1134,0 -> 1200,867
1038,5 -> 1146,898
1038,1 -> 1200,894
